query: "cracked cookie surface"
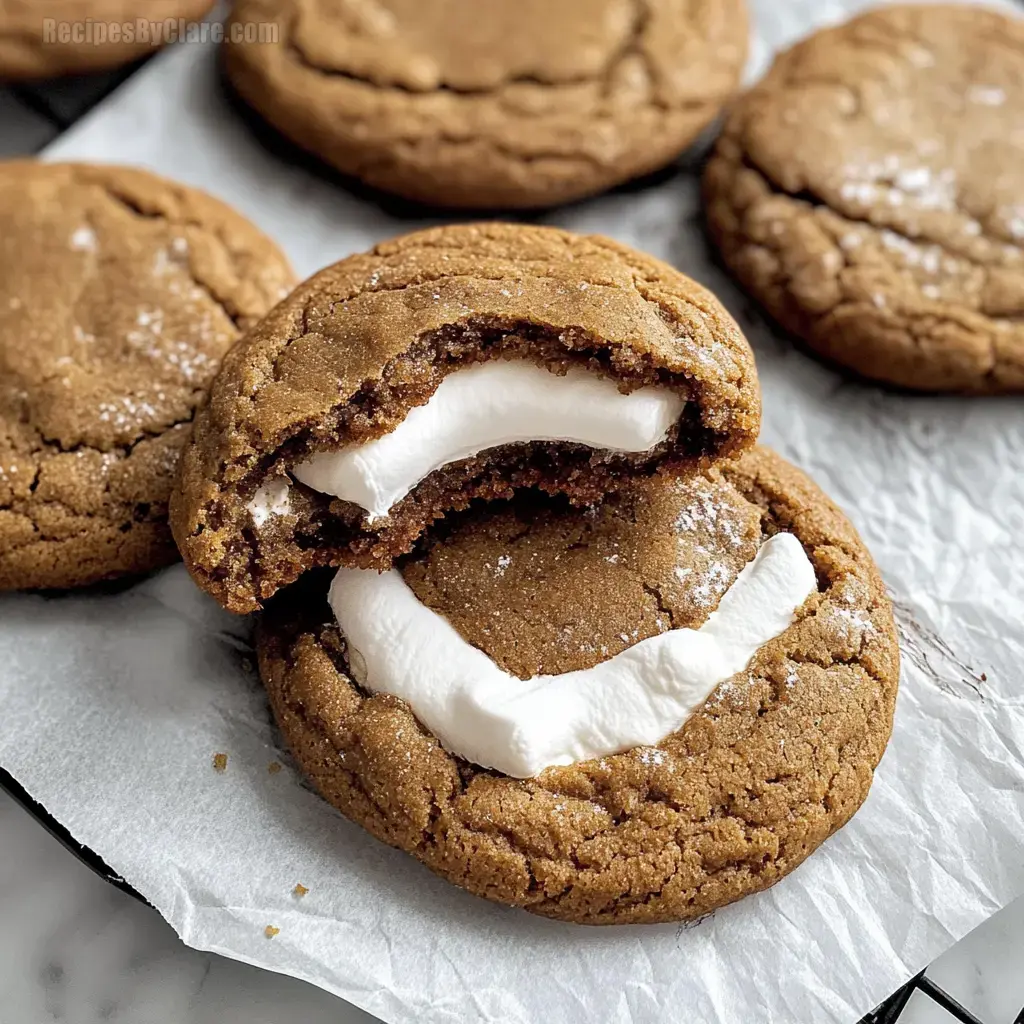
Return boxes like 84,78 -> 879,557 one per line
0,161 -> 295,590
0,0 -> 214,79
257,446 -> 899,924
704,3 -> 1024,393
224,0 -> 748,208
171,221 -> 761,613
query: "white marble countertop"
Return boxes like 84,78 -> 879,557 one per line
2,52 -> 1023,1024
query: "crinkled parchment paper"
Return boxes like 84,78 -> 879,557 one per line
2,2 -> 1023,1021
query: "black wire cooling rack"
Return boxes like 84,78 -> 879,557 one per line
0,37 -> 1015,1024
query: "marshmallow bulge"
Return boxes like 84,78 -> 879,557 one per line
291,360 -> 686,522
247,477 -> 291,527
329,532 -> 818,778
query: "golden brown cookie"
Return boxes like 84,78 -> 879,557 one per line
257,446 -> 899,925
171,222 -> 761,613
0,0 -> 214,79
704,3 -> 1024,393
0,161 -> 295,591
223,0 -> 749,209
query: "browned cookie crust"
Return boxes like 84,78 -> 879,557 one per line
0,0 -> 214,80
171,222 -> 761,613
257,446 -> 899,925
704,3 -> 1024,393
0,161 -> 295,591
223,0 -> 749,209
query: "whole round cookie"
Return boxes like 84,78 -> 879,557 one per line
0,0 -> 214,79
704,3 -> 1024,393
257,446 -> 899,925
223,0 -> 749,209
171,222 -> 761,613
0,162 -> 295,591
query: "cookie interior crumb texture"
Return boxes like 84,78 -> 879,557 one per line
0,161 -> 296,592
704,2 -> 1024,393
223,0 -> 749,208
257,446 -> 899,925
173,222 -> 761,613
0,0 -> 215,79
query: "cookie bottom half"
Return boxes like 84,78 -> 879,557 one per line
256,446 -> 899,925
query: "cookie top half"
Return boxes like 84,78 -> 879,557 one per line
704,3 -> 1024,393
258,446 -> 899,924
223,0 -> 749,208
0,0 -> 214,79
172,222 -> 761,613
0,162 -> 295,590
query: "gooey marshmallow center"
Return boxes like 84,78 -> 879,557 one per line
329,532 -> 817,778
291,360 -> 686,522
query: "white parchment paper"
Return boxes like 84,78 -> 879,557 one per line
3,2 -> 1024,1021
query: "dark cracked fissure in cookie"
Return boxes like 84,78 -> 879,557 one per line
173,222 -> 761,613
255,446 -> 899,925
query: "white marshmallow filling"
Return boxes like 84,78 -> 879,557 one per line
288,360 -> 687,523
260,356 -> 814,778
328,532 -> 817,778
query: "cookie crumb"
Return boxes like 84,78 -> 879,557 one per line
293,883 -> 309,897
268,761 -> 282,774
212,752 -> 228,772
264,925 -> 279,939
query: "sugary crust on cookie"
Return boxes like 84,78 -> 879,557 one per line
223,0 -> 749,208
0,0 -> 214,79
0,161 -> 296,590
257,446 -> 899,925
402,471 -> 764,677
704,3 -> 1024,393
172,222 -> 761,613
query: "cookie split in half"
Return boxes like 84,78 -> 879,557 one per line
257,447 -> 899,925
175,221 -> 898,923
704,3 -> 1024,393
0,0 -> 214,80
172,222 -> 761,613
0,161 -> 295,591
223,0 -> 749,209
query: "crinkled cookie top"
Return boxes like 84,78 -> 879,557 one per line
705,3 -> 1024,392
173,222 -> 761,612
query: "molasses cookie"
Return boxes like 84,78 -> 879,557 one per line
223,0 -> 749,209
171,222 -> 761,613
0,0 -> 214,80
0,161 -> 295,591
257,446 -> 899,925
704,3 -> 1024,393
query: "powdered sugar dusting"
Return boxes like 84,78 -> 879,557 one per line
692,561 -> 732,608
671,478 -> 756,610
839,159 -> 957,213
70,226 -> 97,252
829,606 -> 877,640
636,747 -> 666,766
95,394 -> 159,430
968,85 -> 1005,106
